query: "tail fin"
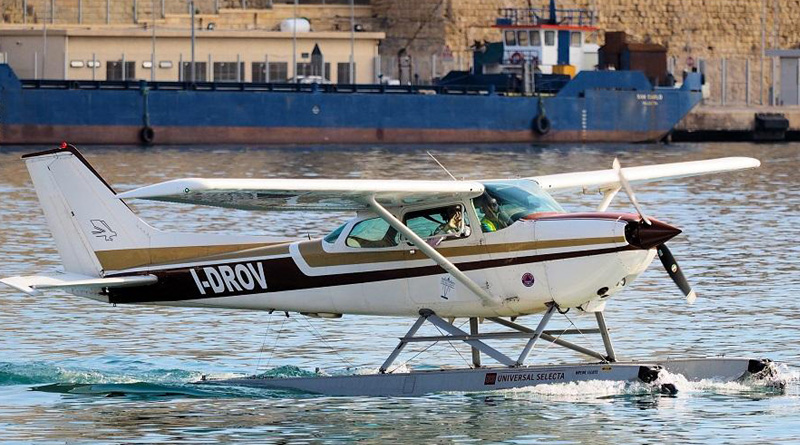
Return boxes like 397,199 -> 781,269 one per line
23,145 -> 155,276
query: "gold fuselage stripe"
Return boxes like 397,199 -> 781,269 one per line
95,243 -> 289,271
96,236 -> 624,272
297,236 -> 625,268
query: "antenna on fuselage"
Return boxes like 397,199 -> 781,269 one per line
426,151 -> 458,181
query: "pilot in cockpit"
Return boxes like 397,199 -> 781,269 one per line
473,193 -> 506,233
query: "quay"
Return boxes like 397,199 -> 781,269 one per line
673,106 -> 800,142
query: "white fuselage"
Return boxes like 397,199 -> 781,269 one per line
105,211 -> 655,318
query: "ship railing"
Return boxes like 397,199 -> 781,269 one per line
497,7 -> 595,27
20,79 -> 500,96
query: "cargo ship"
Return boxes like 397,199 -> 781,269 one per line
0,4 -> 702,146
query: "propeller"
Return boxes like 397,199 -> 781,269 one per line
657,245 -> 697,304
612,158 -> 651,225
613,158 -> 697,304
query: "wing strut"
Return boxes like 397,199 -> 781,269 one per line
595,186 -> 621,212
366,196 -> 500,307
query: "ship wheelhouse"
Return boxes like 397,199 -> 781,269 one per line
493,5 -> 597,75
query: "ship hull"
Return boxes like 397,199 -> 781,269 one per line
0,124 -> 668,144
0,66 -> 702,146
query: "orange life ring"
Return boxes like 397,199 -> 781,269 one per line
510,52 -> 524,64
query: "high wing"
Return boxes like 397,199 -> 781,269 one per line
115,158 -> 760,211
530,157 -> 761,193
115,178 -> 485,211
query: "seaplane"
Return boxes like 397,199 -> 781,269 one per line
1,143 -> 782,396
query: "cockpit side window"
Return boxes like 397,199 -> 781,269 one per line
475,180 -> 564,232
472,193 -> 510,233
345,217 -> 399,248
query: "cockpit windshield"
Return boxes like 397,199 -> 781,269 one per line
475,180 -> 564,229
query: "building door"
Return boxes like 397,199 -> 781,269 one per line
780,58 -> 799,106
557,30 -> 571,65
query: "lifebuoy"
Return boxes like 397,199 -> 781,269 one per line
509,52 -> 524,64
140,126 -> 155,144
533,115 -> 551,135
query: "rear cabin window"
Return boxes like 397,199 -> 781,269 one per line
504,30 -> 517,46
323,223 -> 346,244
530,31 -> 541,46
570,32 -> 582,47
345,217 -> 398,248
544,31 -> 555,46
517,30 -> 529,46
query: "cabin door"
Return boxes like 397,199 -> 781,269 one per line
557,31 -> 571,65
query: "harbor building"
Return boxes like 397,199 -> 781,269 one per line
0,26 -> 383,83
0,1 -> 382,83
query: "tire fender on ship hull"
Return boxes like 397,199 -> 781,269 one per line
140,126 -> 155,145
532,114 -> 551,135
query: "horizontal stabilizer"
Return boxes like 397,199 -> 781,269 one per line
1,273 -> 157,296
531,157 -> 761,193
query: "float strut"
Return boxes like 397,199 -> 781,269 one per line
595,311 -> 617,362
425,314 -> 516,366
469,317 -> 481,368
379,311 -> 429,373
515,303 -> 556,366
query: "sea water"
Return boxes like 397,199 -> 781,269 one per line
0,142 -> 799,443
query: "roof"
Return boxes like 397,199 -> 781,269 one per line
0,26 -> 385,40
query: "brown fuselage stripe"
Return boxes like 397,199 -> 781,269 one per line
106,244 -> 637,304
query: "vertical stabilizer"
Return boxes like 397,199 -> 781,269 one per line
23,145 -> 155,276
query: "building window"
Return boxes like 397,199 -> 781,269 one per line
570,32 -> 582,47
269,62 -> 288,82
253,62 -> 289,83
106,61 -> 135,80
295,62 -> 330,82
213,62 -> 245,82
158,61 -> 173,69
296,63 -> 311,78
504,30 -> 517,46
252,62 -> 266,82
530,31 -> 541,46
544,31 -> 555,47
337,62 -> 357,84
253,62 -> 290,83
181,62 -> 207,81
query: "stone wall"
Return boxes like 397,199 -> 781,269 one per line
432,0 -> 800,103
